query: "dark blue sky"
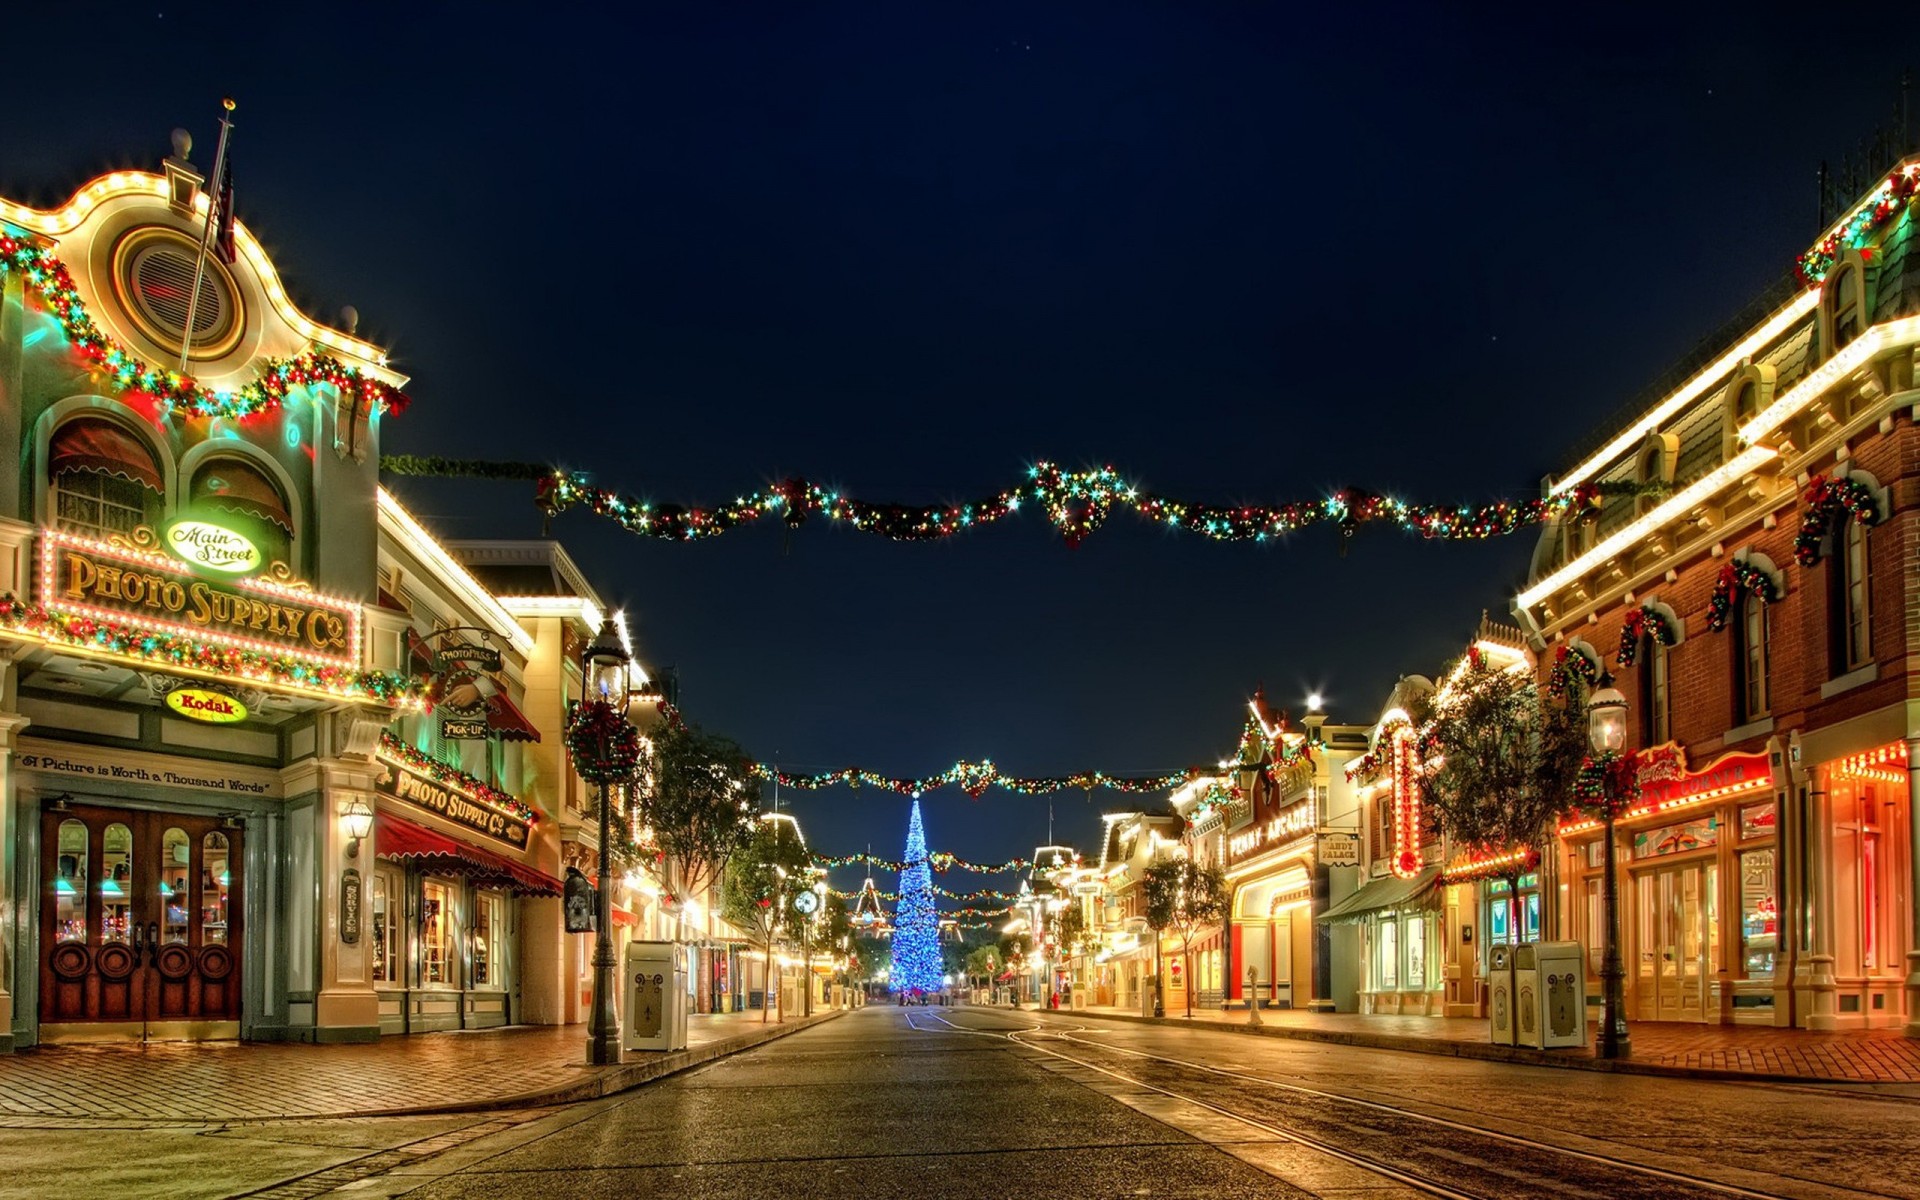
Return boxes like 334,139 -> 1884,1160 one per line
6,5 -> 1907,884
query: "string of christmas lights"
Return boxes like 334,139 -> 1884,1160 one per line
376,732 -> 538,823
753,759 -> 1201,798
382,457 -> 1628,548
1797,164 -> 1920,287
814,851 -> 1036,873
0,236 -> 409,423
0,594 -> 426,706
831,885 -> 1020,902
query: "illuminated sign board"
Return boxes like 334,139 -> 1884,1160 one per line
1228,800 -> 1316,861
39,528 -> 360,670
165,686 -> 249,724
162,518 -> 263,575
373,758 -> 531,851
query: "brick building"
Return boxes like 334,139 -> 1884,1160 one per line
1516,160 -> 1920,1032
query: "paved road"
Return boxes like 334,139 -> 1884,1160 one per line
3,1006 -> 1913,1198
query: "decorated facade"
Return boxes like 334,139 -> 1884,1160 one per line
1516,158 -> 1920,1031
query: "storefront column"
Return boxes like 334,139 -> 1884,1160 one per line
1800,777 -> 1841,1030
308,706 -> 387,1043
0,698 -> 30,1052
1904,734 -> 1920,1037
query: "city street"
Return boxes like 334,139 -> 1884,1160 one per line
6,1005 -> 1912,1199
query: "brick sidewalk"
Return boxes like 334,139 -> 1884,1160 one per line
1059,1003 -> 1920,1083
0,1007 -> 845,1122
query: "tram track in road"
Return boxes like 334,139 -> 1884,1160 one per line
910,1007 -> 1853,1200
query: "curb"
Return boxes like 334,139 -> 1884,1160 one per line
1050,1007 -> 1850,1086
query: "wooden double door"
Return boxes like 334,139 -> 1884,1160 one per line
40,803 -> 243,1039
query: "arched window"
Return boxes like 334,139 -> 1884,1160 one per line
48,417 -> 163,538
1829,515 -> 1872,673
1635,433 -> 1678,516
189,457 -> 293,564
1827,260 -> 1864,353
1734,593 -> 1770,724
1639,639 -> 1670,747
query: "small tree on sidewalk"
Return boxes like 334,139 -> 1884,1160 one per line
640,723 -> 759,942
720,816 -> 809,1022
1420,649 -> 1588,942
1142,856 -> 1227,1018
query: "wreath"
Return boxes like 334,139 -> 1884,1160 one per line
564,701 -> 642,784
1793,474 -> 1880,567
1616,604 -> 1677,666
1706,560 -> 1781,632
1575,751 -> 1642,819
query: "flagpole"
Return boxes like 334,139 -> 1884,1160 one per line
179,97 -> 236,374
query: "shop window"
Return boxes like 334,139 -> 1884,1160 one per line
1404,917 -> 1425,988
202,832 -> 230,945
1826,260 -> 1863,352
1740,848 -> 1776,981
1734,594 -> 1770,723
473,891 -> 506,988
189,457 -> 293,565
1738,801 -> 1776,840
101,822 -> 133,944
1584,878 -> 1602,975
1376,920 -> 1397,989
49,418 -> 164,538
1828,518 -> 1872,674
1633,816 -> 1718,859
1639,640 -> 1670,747
422,879 -> 457,987
54,820 -> 88,944
1485,876 -> 1542,947
371,871 -> 400,985
160,827 -> 190,944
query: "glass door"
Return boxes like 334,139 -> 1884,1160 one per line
1632,860 -> 1717,1022
38,803 -> 243,1040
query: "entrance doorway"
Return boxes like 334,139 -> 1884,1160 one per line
1631,859 -> 1717,1022
40,802 -> 243,1041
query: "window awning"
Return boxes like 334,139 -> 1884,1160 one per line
485,691 -> 542,742
1316,865 -> 1441,924
50,420 -> 162,492
374,810 -> 562,896
193,462 -> 293,532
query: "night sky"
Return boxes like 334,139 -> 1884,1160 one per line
6,6 -> 1907,888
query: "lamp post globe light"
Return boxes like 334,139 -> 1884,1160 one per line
580,617 -> 633,1067
1586,684 -> 1632,1060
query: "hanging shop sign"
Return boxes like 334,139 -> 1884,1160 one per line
436,667 -> 492,741
39,528 -> 360,669
436,643 -> 503,673
1227,799 -> 1316,862
1316,830 -> 1360,868
440,717 -> 490,740
373,757 -> 531,851
165,685 -> 249,724
340,867 -> 362,944
161,518 -> 263,576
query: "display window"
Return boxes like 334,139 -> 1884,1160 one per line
472,890 -> 506,988
371,870 -> 401,985
422,878 -> 458,988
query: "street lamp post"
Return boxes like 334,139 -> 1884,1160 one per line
1587,684 -> 1632,1060
581,618 -> 635,1067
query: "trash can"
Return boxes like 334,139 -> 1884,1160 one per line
623,940 -> 688,1052
1532,940 -> 1587,1049
1487,943 -> 1517,1046
1513,943 -> 1543,1048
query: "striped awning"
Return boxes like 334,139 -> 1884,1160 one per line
374,810 -> 561,896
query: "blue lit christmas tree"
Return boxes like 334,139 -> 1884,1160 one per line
889,800 -> 944,993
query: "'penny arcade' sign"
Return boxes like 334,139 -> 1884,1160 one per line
39,528 -> 360,670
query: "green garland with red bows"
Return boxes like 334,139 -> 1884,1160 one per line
565,700 -> 644,785
1794,473 -> 1880,567
1616,604 -> 1677,666
0,234 -> 409,423
1706,560 -> 1782,632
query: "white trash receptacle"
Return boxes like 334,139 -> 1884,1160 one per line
1532,941 -> 1588,1049
623,940 -> 688,1052
1487,943 -> 1517,1046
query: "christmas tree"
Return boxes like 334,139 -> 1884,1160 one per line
889,800 -> 944,993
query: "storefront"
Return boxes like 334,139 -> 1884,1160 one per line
1320,866 -> 1443,1015
1559,743 -> 1779,1025
367,738 -> 561,1035
1226,795 -> 1317,1008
